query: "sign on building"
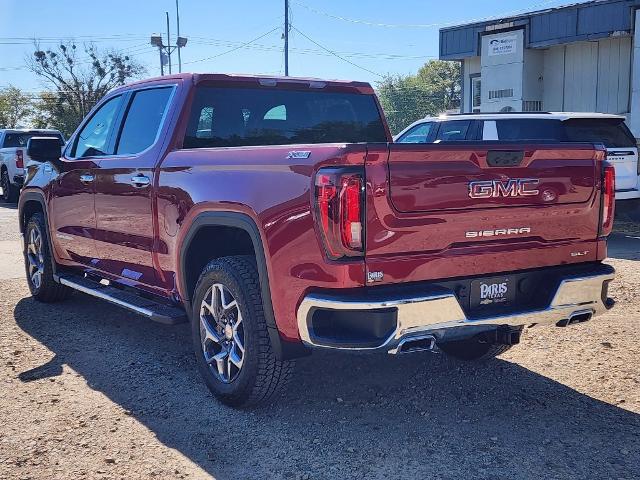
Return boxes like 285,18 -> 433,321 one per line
488,36 -> 518,56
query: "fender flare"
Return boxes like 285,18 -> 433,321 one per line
179,211 -> 309,360
18,190 -> 58,276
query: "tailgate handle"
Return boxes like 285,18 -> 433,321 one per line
487,150 -> 524,167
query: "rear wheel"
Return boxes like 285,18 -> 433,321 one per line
191,255 -> 293,408
439,338 -> 513,361
24,212 -> 73,302
1,168 -> 18,203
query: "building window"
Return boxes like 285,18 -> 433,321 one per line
488,88 -> 514,99
471,77 -> 481,112
523,100 -> 544,112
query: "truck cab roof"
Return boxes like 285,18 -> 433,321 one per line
111,72 -> 375,95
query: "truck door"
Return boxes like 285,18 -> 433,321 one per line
93,85 -> 175,289
49,94 -> 124,266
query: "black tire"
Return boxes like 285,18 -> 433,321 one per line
191,255 -> 293,408
24,212 -> 73,303
439,338 -> 513,361
1,168 -> 18,203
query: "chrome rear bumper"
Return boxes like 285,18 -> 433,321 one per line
296,267 -> 615,354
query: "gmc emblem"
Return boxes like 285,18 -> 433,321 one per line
468,178 -> 540,199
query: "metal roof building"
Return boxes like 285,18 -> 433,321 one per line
439,0 -> 640,135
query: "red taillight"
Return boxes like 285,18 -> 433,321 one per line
15,149 -> 23,169
315,168 -> 364,259
601,164 -> 615,236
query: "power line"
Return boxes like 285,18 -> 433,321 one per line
292,0 -> 568,29
0,44 -> 156,72
183,27 -> 281,65
290,25 -> 382,78
188,38 -> 436,60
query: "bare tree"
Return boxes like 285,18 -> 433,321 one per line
27,42 -> 145,135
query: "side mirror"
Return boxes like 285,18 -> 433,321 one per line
26,137 -> 63,162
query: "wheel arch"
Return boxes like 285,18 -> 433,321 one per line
19,191 -> 47,232
178,211 -> 308,361
18,190 -> 59,276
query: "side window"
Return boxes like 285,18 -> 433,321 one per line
72,96 -> 122,158
436,120 -> 471,141
397,122 -> 433,143
495,119 -> 564,141
116,87 -> 173,155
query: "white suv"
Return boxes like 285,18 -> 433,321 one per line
395,112 -> 640,204
0,129 -> 64,202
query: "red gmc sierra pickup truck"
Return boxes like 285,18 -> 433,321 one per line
20,73 -> 616,407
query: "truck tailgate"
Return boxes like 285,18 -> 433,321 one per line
364,143 -> 604,285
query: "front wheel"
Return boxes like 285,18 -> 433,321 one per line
191,255 -> 293,408
24,212 -> 73,302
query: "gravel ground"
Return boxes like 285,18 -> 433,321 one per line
0,204 -> 639,479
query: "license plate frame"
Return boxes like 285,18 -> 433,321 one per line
470,276 -> 516,310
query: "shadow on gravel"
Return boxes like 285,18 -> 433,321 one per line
14,295 -> 640,480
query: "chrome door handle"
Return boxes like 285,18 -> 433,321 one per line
131,174 -> 151,188
79,174 -> 94,184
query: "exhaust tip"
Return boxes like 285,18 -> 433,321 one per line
392,335 -> 436,355
556,310 -> 593,327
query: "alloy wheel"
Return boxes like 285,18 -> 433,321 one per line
199,283 -> 245,383
26,225 -> 45,290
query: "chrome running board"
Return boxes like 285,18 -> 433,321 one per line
57,274 -> 187,325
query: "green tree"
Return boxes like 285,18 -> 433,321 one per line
27,42 -> 145,136
377,60 -> 461,134
0,86 -> 34,128
31,91 -> 79,136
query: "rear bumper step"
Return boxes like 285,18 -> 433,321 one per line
296,265 -> 615,354
57,274 -> 187,325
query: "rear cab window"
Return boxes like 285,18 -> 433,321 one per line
183,86 -> 387,148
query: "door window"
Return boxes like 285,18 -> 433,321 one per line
436,121 -> 471,141
116,87 -> 173,155
396,122 -> 433,143
72,96 -> 122,158
495,119 -> 564,141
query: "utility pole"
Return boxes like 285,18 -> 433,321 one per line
166,12 -> 172,74
284,0 -> 289,76
176,0 -> 182,73
151,6 -> 187,76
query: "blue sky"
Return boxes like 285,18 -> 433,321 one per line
1,0 -> 580,92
